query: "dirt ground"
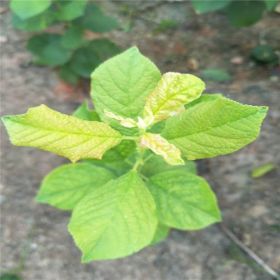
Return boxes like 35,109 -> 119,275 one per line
1,1 -> 280,280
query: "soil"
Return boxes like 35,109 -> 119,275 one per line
1,1 -> 279,280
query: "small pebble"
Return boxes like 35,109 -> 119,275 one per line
0,35 -> 7,43
230,56 -> 244,65
270,76 -> 279,82
186,58 -> 199,70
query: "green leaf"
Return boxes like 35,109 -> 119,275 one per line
201,68 -> 231,82
0,274 -> 22,280
162,95 -> 268,160
73,101 -> 100,121
154,19 -> 179,33
36,163 -> 115,210
91,47 -> 161,122
68,171 -> 157,261
56,0 -> 87,21
69,39 -> 120,78
143,72 -> 205,125
12,11 -> 55,32
148,170 -> 221,230
265,0 -> 279,10
27,34 -> 72,67
79,3 -> 118,32
61,26 -> 86,50
251,163 -> 276,178
226,1 -> 266,27
2,105 -> 122,162
58,65 -> 79,84
185,93 -> 223,109
140,133 -> 184,166
251,45 -> 279,64
191,0 -> 231,14
10,0 -> 51,19
86,140 -> 136,176
151,224 -> 170,245
141,154 -> 196,177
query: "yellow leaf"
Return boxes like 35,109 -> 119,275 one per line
104,110 -> 137,128
143,72 -> 205,125
140,133 -> 184,166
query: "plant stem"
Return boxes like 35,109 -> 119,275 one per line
132,145 -> 145,171
219,224 -> 280,279
132,158 -> 143,171
139,173 -> 149,182
143,153 -> 153,163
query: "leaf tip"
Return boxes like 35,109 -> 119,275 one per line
1,115 -> 9,125
260,105 -> 269,114
129,46 -> 140,53
81,254 -> 93,263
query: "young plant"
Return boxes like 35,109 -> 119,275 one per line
10,0 -> 120,84
2,47 -> 268,262
191,0 -> 279,27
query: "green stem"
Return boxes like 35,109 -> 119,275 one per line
132,157 -> 143,171
132,145 -> 145,171
143,153 -> 153,163
139,173 -> 149,182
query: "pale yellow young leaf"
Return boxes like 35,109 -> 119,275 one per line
143,72 -> 205,125
140,133 -> 184,166
2,105 -> 122,162
104,110 -> 137,128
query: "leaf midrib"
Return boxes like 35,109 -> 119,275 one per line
150,80 -> 199,117
10,118 -> 121,138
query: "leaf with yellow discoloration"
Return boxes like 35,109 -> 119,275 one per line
143,72 -> 205,125
2,105 -> 122,162
140,133 -> 184,166
104,110 -> 137,128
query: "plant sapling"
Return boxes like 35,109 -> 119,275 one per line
2,47 -> 268,262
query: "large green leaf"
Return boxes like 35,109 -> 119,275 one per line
79,3 -> 118,32
91,47 -> 161,121
2,105 -> 122,162
143,72 -> 205,125
151,224 -> 170,245
74,103 -> 135,176
27,34 -> 72,67
185,93 -> 223,109
36,163 -> 115,210
192,0 -> 231,14
56,0 -> 88,21
10,0 -> 51,19
68,171 -> 157,261
226,1 -> 266,27
69,39 -> 120,78
148,170 -> 221,230
162,96 -> 268,160
141,153 -> 196,177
